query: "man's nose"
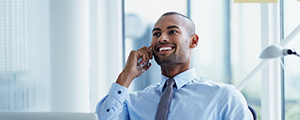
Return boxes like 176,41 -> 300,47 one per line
158,33 -> 169,43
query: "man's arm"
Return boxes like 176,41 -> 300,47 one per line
95,83 -> 129,120
95,46 -> 153,120
116,46 -> 153,88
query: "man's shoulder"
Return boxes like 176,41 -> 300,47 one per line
189,77 -> 232,88
185,77 -> 239,94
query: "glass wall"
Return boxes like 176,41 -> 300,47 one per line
283,0 -> 300,119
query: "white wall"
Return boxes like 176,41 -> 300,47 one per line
49,0 -> 91,112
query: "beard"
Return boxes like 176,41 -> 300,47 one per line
153,49 -> 187,66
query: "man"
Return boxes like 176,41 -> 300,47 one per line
96,12 -> 253,120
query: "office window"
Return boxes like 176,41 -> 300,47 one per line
0,0 -> 50,111
283,0 -> 300,119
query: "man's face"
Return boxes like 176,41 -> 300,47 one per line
151,15 -> 192,66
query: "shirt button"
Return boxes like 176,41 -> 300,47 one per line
118,90 -> 122,94
106,109 -> 110,112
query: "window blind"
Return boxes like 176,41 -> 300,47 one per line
0,0 -> 49,111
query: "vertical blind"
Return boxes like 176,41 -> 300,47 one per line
0,0 -> 49,111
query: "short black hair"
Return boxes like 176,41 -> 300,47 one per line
160,12 -> 195,35
161,12 -> 190,20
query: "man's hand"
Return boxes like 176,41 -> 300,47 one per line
116,46 -> 153,88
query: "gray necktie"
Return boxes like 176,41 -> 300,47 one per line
155,78 -> 175,120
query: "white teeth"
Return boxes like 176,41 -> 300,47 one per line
159,47 -> 172,52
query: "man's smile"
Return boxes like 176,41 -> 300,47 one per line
155,44 -> 176,53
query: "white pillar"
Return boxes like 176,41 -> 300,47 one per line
49,0 -> 90,112
261,3 -> 282,120
89,0 -> 124,112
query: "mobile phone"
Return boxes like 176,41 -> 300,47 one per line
146,59 -> 152,66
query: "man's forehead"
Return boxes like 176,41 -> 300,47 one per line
154,15 -> 186,29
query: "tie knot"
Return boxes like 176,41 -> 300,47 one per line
166,78 -> 175,86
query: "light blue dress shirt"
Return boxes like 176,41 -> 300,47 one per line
95,68 -> 253,120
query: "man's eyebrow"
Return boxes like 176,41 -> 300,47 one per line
167,25 -> 179,29
152,26 -> 180,32
152,28 -> 161,32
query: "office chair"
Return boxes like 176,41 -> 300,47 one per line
248,105 -> 257,120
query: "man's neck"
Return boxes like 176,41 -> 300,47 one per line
160,63 -> 191,78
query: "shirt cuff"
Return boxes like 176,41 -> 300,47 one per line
108,82 -> 128,102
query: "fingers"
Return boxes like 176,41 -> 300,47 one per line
122,46 -> 153,80
137,46 -> 153,66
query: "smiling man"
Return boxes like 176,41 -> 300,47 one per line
95,12 -> 253,120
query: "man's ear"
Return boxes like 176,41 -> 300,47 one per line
190,34 -> 199,48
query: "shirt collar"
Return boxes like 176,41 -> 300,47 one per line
158,68 -> 198,92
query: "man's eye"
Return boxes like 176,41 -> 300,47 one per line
169,30 -> 177,34
153,32 -> 161,36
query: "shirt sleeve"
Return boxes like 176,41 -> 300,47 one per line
218,85 -> 253,120
95,82 -> 129,120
